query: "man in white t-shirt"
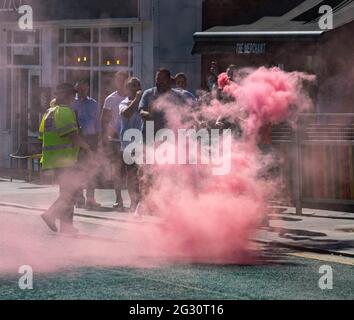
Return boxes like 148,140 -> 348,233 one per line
101,71 -> 129,211
119,77 -> 143,213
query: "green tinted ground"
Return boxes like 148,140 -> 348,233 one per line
1,256 -> 353,300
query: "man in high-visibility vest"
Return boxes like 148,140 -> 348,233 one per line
39,83 -> 92,234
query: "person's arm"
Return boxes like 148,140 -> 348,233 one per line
93,101 -> 101,136
120,91 -> 143,119
38,112 -> 46,141
139,90 -> 151,121
68,131 -> 91,153
215,115 -> 225,129
100,98 -> 113,145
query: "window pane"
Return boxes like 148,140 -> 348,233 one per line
13,30 -> 38,44
65,47 -> 90,66
101,28 -> 129,43
7,47 -> 11,64
58,70 -> 65,83
66,28 -> 91,43
101,47 -> 129,67
59,47 -> 65,65
13,47 -> 40,65
92,47 -> 99,66
93,29 -> 99,43
66,70 -> 90,86
100,72 -> 116,105
59,29 -> 65,43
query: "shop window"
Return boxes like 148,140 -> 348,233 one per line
101,47 -> 129,67
101,27 -> 129,43
66,28 -> 91,43
65,47 -> 91,66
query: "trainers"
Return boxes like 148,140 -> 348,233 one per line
40,213 -> 58,232
113,202 -> 124,211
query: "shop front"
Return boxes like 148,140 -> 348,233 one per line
192,0 -> 354,208
0,0 -> 203,169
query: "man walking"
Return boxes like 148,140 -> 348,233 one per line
40,83 -> 92,234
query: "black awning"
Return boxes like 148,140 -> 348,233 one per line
193,0 -> 354,55
192,31 -> 323,54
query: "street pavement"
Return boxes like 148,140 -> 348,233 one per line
0,178 -> 353,299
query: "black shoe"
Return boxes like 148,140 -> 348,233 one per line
60,225 -> 79,235
41,213 -> 58,232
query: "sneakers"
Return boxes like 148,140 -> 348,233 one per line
40,213 -> 58,232
113,202 -> 124,211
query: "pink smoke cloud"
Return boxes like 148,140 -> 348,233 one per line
0,66 -> 315,273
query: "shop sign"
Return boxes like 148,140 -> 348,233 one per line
236,43 -> 266,55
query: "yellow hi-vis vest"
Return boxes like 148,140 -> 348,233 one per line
39,105 -> 80,170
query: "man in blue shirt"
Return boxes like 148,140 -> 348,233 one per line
139,68 -> 184,138
73,79 -> 101,209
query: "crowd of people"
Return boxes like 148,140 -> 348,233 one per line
39,62 -> 273,234
39,67 -> 205,234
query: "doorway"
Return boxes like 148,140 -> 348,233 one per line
11,68 -> 42,157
